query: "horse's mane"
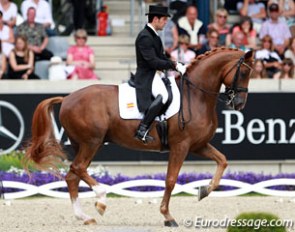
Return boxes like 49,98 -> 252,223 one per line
186,47 -> 240,72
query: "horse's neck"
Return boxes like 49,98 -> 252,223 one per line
184,53 -> 236,111
189,65 -> 223,94
191,52 -> 238,92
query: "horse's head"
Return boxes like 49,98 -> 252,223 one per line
222,50 -> 254,111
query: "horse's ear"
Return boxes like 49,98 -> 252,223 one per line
244,50 -> 254,60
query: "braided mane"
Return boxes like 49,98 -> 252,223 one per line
186,47 -> 240,72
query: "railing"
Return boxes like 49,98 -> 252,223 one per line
130,0 -> 146,36
2,178 -> 295,199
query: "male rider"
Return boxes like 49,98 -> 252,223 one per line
134,5 -> 186,144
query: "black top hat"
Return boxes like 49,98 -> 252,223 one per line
269,3 -> 279,12
145,5 -> 170,17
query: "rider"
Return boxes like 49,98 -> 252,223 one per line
134,5 -> 186,143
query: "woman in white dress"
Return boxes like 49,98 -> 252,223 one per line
0,10 -> 14,57
0,0 -> 17,28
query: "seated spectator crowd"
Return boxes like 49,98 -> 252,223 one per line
0,0 -> 98,80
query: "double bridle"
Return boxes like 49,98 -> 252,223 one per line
178,54 -> 253,130
223,55 -> 253,106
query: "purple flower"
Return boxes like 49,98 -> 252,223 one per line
1,171 -> 295,193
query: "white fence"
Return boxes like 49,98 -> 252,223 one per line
2,178 -> 295,199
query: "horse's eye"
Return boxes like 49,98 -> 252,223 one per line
240,70 -> 248,79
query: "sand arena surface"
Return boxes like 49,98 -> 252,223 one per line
1,196 -> 295,232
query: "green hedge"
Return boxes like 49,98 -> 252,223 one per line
227,212 -> 286,232
0,150 -> 25,171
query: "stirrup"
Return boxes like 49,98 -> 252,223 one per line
135,130 -> 154,144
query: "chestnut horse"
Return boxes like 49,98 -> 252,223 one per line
24,48 -> 253,227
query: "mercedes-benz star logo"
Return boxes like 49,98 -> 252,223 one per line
0,101 -> 24,155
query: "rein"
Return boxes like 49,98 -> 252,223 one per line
178,55 -> 252,130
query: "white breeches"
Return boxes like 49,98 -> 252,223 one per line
152,72 -> 169,104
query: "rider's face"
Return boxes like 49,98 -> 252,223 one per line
155,16 -> 168,30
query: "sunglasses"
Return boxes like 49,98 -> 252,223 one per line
218,15 -> 227,19
76,36 -> 86,40
283,63 -> 292,66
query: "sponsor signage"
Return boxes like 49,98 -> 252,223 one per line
0,93 -> 294,160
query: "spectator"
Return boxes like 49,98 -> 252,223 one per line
252,59 -> 268,79
177,5 -> 206,53
259,3 -> 292,51
237,0 -> 266,33
226,16 -> 257,49
16,7 -> 53,61
197,28 -> 219,55
0,41 -> 7,79
273,57 -> 294,79
159,18 -> 179,57
0,0 -> 17,28
66,29 -> 98,80
21,0 -> 56,36
284,37 -> 295,64
228,30 -> 248,52
0,10 -> 14,57
170,34 -> 195,64
267,0 -> 295,28
169,0 -> 188,24
7,35 -> 40,80
255,35 -> 282,78
207,8 -> 230,46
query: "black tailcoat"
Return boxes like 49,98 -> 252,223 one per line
134,25 -> 175,112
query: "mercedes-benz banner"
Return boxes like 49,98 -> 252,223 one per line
0,93 -> 294,161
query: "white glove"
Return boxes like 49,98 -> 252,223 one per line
175,62 -> 187,75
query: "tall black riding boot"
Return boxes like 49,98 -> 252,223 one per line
135,95 -> 165,144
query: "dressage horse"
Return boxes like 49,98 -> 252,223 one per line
24,48 -> 254,227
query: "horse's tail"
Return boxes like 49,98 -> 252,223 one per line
24,96 -> 66,174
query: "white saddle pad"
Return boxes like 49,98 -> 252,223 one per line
119,76 -> 180,120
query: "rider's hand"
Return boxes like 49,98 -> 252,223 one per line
176,62 -> 187,75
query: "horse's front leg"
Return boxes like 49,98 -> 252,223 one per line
192,143 -> 228,200
160,145 -> 188,227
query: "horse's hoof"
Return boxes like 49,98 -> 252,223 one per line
198,186 -> 209,201
83,218 -> 97,225
95,201 -> 106,216
164,220 -> 179,227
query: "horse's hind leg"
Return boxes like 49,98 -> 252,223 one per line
70,142 -> 107,220
66,170 -> 97,224
193,143 -> 228,200
160,146 -> 188,227
65,139 -> 97,224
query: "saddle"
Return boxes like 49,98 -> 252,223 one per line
119,73 -> 181,150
